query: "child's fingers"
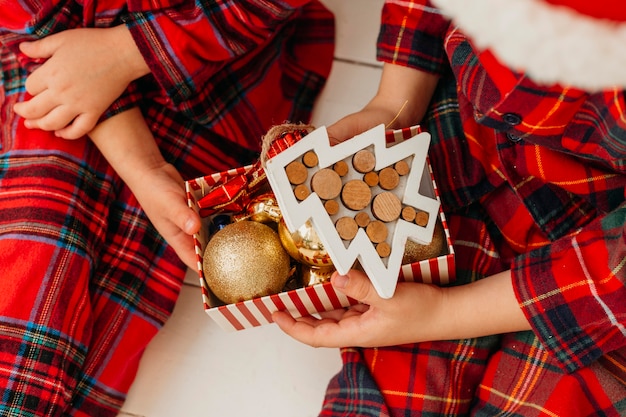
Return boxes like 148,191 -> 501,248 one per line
176,206 -> 201,236
29,106 -> 77,132
330,270 -> 383,306
18,33 -> 60,60
133,165 -> 200,268
151,192 -> 200,238
170,233 -> 198,269
55,113 -> 99,140
13,90 -> 57,119
150,206 -> 199,269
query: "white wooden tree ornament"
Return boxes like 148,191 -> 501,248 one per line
264,124 -> 439,299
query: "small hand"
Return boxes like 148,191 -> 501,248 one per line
326,63 -> 441,145
13,26 -> 149,139
272,269 -> 447,348
130,162 -> 201,269
326,106 -> 397,145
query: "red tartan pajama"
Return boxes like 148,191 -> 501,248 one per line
0,123 -> 183,415
319,1 -> 626,415
321,204 -> 626,417
0,0 -> 334,414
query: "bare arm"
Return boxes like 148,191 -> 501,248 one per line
327,63 -> 439,143
88,108 -> 200,269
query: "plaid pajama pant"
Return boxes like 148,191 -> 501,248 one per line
0,1 -> 334,412
0,119 -> 183,415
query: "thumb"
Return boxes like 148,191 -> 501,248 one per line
331,269 -> 381,305
19,35 -> 58,59
326,117 -> 363,146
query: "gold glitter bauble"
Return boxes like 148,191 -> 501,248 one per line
277,218 -> 333,267
402,220 -> 447,264
203,220 -> 291,304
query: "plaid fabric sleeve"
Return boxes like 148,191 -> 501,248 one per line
513,204 -> 626,373
377,0 -> 450,75
99,80 -> 144,122
123,0 -> 310,107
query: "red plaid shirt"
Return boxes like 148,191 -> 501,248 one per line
1,0 -> 334,153
320,2 -> 625,416
380,0 -> 626,374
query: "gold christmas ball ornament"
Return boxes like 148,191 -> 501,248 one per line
278,218 -> 333,268
301,264 -> 335,286
203,220 -> 292,304
245,193 -> 282,223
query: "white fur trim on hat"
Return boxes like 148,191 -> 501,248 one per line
432,0 -> 626,91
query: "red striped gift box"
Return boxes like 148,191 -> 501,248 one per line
186,126 -> 455,331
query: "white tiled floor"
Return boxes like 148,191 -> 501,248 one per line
119,2 -> 384,416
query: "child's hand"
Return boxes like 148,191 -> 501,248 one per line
326,106 -> 397,145
326,63 -> 441,145
88,108 -> 199,269
272,268 -> 530,348
272,269 -> 448,347
130,161 -> 201,269
13,26 -> 149,139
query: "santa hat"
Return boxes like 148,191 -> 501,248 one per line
431,0 -> 626,91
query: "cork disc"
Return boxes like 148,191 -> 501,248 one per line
302,151 -> 319,168
341,180 -> 372,211
363,171 -> 379,187
401,206 -> 416,222
415,210 -> 429,227
335,216 -> 359,241
352,149 -> 376,173
333,160 -> 349,177
371,191 -> 402,222
311,168 -> 342,200
366,220 -> 388,243
354,211 -> 371,228
293,184 -> 310,201
324,199 -> 340,215
376,241 -> 392,258
394,160 -> 410,176
378,167 -> 400,190
285,161 -> 308,185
